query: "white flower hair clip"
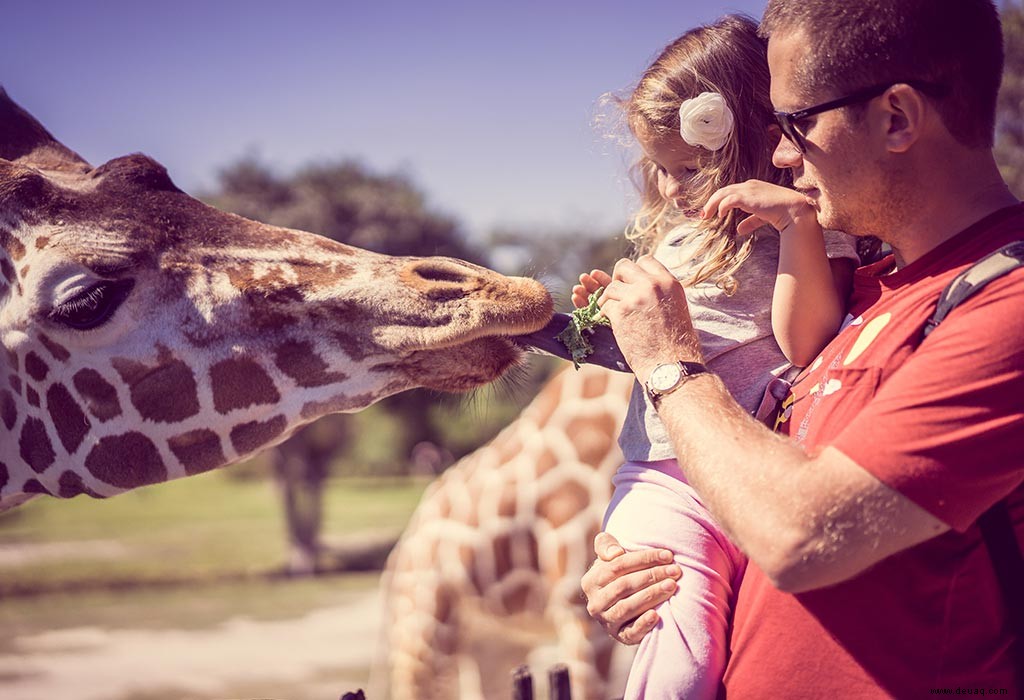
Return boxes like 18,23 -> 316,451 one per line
678,92 -> 734,151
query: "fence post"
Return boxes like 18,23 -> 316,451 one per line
548,663 -> 572,700
512,664 -> 534,700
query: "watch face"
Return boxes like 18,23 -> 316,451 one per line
650,362 -> 682,392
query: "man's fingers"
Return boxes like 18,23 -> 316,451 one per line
597,573 -> 679,630
594,531 -> 625,561
585,561 -> 681,617
617,610 -> 661,645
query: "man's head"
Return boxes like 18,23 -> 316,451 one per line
760,0 -> 1005,237
760,0 -> 1003,150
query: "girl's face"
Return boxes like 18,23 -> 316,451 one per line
638,130 -> 703,206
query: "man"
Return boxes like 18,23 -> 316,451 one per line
581,0 -> 1023,696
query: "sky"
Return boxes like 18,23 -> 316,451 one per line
3,0 -> 766,242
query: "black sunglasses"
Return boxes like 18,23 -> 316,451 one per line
774,80 -> 946,153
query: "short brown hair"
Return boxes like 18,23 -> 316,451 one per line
760,0 -> 1003,148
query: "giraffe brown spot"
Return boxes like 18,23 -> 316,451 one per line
6,348 -> 18,372
73,368 -> 122,422
24,352 -> 49,382
85,432 -> 166,488
493,532 -> 513,579
19,417 -> 55,473
537,479 -> 590,529
1,390 -> 17,430
274,340 -> 347,388
112,353 -> 200,422
581,371 -> 610,399
534,448 -> 559,476
329,330 -> 372,363
23,478 -> 47,494
0,461 -> 7,492
0,232 -> 24,261
19,264 -> 29,278
47,383 -> 91,454
38,334 -> 70,362
209,357 -> 281,414
528,373 -> 563,426
501,581 -> 534,614
26,385 -> 39,407
35,236 -> 49,250
298,393 -> 375,420
8,374 -> 20,395
230,415 -> 287,456
0,257 -> 15,283
566,414 -> 618,465
168,429 -> 226,475
58,470 -> 102,498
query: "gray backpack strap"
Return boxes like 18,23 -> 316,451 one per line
923,240 -> 1024,337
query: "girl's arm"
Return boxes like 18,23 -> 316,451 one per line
772,223 -> 855,365
703,180 -> 852,366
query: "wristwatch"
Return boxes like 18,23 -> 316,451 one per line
645,361 -> 709,404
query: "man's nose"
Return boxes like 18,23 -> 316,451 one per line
772,132 -> 803,169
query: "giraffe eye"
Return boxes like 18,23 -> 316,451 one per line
50,279 -> 136,330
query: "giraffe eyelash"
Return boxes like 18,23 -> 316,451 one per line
49,278 -> 136,330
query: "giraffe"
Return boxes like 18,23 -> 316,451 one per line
0,86 -> 554,511
379,363 -> 636,700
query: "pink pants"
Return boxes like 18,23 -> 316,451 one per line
603,460 -> 747,700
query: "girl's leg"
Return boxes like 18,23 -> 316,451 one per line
603,461 -> 747,700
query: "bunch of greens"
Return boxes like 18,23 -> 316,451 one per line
556,288 -> 611,369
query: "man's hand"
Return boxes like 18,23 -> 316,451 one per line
595,256 -> 701,381
580,532 -> 682,645
703,179 -> 818,236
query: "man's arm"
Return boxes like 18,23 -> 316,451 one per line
597,255 -> 948,592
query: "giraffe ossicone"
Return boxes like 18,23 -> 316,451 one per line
0,87 -> 553,510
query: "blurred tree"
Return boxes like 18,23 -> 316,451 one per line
205,157 -> 628,574
205,157 -> 486,574
997,0 -> 1024,196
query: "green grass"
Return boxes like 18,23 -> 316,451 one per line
0,470 -> 428,595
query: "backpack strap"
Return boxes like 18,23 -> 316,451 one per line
923,240 -> 1024,338
921,239 -> 1024,680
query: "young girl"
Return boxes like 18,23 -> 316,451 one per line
572,15 -> 859,699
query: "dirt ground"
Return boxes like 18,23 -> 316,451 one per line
0,588 -> 381,700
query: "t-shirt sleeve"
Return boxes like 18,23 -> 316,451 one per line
822,230 -> 860,262
829,272 -> 1024,531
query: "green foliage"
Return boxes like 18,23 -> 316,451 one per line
556,288 -> 610,368
998,0 -> 1024,196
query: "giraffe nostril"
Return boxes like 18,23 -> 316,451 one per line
410,261 -> 472,285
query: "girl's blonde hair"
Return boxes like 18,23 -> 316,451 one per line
623,14 -> 788,293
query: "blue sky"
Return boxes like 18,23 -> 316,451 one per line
3,0 -> 765,241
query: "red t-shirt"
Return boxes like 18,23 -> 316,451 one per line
723,205 -> 1024,698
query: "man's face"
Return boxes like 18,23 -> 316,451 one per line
766,30 -> 888,236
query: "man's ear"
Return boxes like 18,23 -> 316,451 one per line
880,84 -> 927,154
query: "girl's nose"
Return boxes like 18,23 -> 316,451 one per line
660,171 -> 683,200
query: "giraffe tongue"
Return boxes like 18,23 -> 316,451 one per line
513,312 -> 632,373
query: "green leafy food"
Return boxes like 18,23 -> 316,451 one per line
556,288 -> 611,369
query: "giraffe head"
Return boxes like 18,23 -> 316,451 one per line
0,88 -> 553,508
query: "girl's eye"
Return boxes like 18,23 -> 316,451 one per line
50,278 -> 136,330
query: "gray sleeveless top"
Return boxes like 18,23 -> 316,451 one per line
618,225 -> 858,461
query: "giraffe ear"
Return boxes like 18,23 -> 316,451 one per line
0,86 -> 92,173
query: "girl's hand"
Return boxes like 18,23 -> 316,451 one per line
571,269 -> 613,308
703,179 -> 818,237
